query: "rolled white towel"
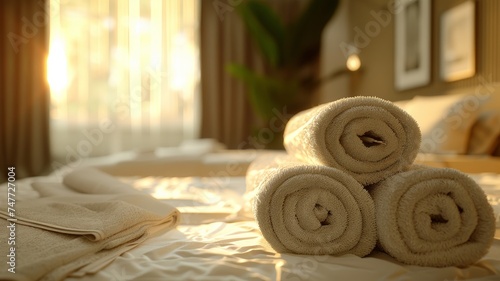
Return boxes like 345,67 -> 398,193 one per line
246,152 -> 377,257
284,96 -> 421,185
369,166 -> 496,267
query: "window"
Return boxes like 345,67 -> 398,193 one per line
48,0 -> 200,160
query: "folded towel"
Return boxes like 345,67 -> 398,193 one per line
284,96 -> 421,185
63,167 -> 142,194
369,166 -> 496,267
0,168 -> 179,281
246,152 -> 377,256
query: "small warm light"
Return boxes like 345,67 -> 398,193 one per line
47,38 -> 69,96
346,53 -> 361,72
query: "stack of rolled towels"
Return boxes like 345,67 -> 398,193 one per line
246,96 -> 496,267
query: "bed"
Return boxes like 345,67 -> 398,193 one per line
3,87 -> 500,280
1,146 -> 499,281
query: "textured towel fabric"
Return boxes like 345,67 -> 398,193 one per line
246,153 -> 377,257
369,166 -> 495,267
0,169 -> 179,281
284,96 -> 421,185
63,167 -> 142,194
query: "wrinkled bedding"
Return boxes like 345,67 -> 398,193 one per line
4,172 -> 500,281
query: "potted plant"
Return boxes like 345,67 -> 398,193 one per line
227,0 -> 341,148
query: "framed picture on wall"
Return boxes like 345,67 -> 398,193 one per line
440,1 -> 475,82
394,0 -> 431,91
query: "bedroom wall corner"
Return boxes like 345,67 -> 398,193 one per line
318,0 -> 351,104
346,0 -> 500,101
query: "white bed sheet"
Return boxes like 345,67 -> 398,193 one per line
5,171 -> 500,281
67,221 -> 500,281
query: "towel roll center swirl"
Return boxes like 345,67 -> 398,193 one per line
314,203 -> 331,225
358,130 -> 386,147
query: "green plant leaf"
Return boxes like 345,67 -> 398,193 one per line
226,63 -> 276,120
226,63 -> 256,86
285,0 -> 340,65
237,1 -> 282,67
227,63 -> 301,120
244,0 -> 285,65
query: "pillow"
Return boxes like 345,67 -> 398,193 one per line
393,99 -> 411,109
467,111 -> 500,155
402,93 -> 488,154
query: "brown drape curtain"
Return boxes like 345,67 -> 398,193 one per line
200,1 -> 258,149
0,0 -> 51,182
199,0 -> 304,149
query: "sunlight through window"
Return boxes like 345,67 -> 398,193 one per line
47,38 -> 69,99
48,0 -> 200,159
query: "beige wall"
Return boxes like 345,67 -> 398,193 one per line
325,0 -> 500,102
319,0 -> 351,104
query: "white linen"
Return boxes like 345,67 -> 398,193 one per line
0,169 -> 179,281
66,221 -> 500,281
2,170 -> 500,280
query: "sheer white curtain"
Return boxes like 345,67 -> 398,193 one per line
48,0 -> 200,161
